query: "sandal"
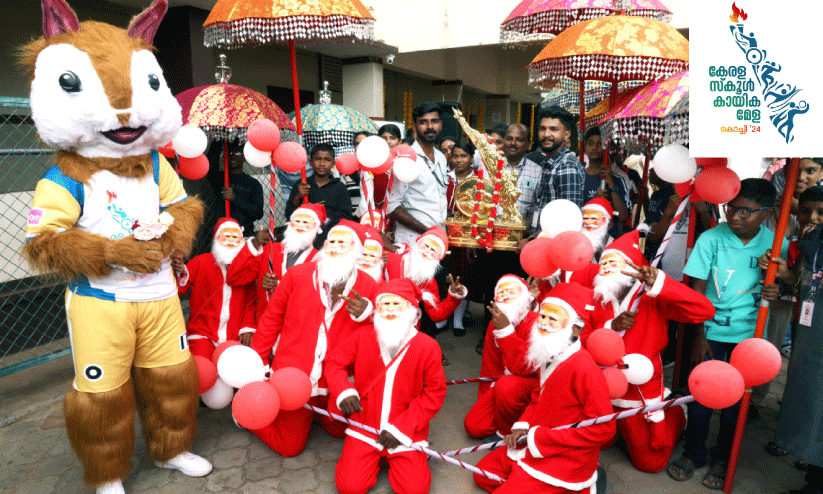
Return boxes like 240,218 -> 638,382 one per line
666,457 -> 700,482
765,441 -> 789,457
702,461 -> 726,490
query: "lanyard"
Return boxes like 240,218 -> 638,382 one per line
418,152 -> 446,188
809,243 -> 823,299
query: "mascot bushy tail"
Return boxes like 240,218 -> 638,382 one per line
21,1 -> 209,492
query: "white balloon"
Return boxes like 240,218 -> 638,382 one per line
621,353 -> 654,385
172,125 -> 207,158
243,141 -> 272,168
216,345 -> 266,389
652,144 -> 696,184
393,157 -> 419,183
201,377 -> 234,409
539,199 -> 583,237
356,135 -> 390,169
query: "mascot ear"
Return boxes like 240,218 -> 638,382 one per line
41,0 -> 80,38
127,0 -> 168,45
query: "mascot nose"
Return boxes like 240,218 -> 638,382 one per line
117,113 -> 131,127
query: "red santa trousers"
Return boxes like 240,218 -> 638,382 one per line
475,447 -> 593,493
464,375 -> 538,438
614,404 -> 686,473
335,436 -> 430,494
188,339 -> 215,360
251,395 -> 346,457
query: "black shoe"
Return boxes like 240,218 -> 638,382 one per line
441,356 -> 450,366
453,326 -> 466,337
476,341 -> 484,355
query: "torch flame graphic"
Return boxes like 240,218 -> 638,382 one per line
730,2 -> 748,23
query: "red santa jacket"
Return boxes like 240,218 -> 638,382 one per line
477,312 -> 539,396
586,273 -> 715,405
325,327 -> 446,450
251,262 -> 377,394
384,250 -> 464,323
177,253 -> 256,344
226,240 -> 317,322
513,345 -> 615,490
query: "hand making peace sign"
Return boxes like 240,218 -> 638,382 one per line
621,261 -> 660,287
343,289 -> 369,318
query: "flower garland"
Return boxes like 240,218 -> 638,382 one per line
131,212 -> 174,241
469,136 -> 506,253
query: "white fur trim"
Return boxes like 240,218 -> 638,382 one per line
517,459 -> 598,491
177,266 -> 189,286
582,202 -> 612,218
448,284 -> 468,299
512,421 -> 529,431
646,270 -> 666,297
350,299 -> 373,322
246,238 -> 263,256
330,225 -> 362,247
291,206 -> 321,226
419,233 -> 446,252
527,426 -> 543,458
383,422 -> 412,447
216,219 -> 242,236
238,326 -> 255,335
495,275 -> 528,293
604,319 -> 613,329
421,291 -> 438,305
600,248 -> 631,264
336,388 -> 360,409
540,297 -> 579,325
493,324 -> 516,339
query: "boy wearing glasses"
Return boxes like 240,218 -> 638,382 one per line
667,178 -> 787,489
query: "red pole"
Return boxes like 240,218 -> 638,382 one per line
633,143 -> 651,227
579,79 -> 586,162
223,140 -> 230,217
723,157 -> 801,493
289,39 -> 309,204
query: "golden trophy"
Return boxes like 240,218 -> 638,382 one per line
445,108 -> 527,251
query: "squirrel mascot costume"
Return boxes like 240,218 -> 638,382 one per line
21,1 -> 210,492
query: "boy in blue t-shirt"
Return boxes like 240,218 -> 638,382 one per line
667,178 -> 787,489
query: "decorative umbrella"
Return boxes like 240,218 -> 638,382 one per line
501,0 -> 672,46
296,101 -> 378,155
542,77 -> 644,113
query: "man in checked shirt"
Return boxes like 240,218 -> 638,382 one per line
533,106 -> 586,230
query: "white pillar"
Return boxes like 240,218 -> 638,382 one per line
342,62 -> 384,120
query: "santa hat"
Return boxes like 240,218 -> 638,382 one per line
214,217 -> 242,237
540,282 -> 594,326
582,198 -> 614,219
416,226 -> 449,254
291,204 -> 327,226
362,225 -> 383,252
495,274 -> 528,293
600,229 -> 649,267
376,278 -> 422,307
329,219 -> 367,248
360,210 -> 383,229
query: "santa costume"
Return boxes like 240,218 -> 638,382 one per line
226,204 -> 324,321
385,226 -> 467,325
326,278 -> 447,494
465,275 -> 539,438
250,219 -> 378,457
357,225 -> 387,283
475,283 -> 615,493
176,218 -> 256,359
586,230 -> 715,473
580,198 -> 615,263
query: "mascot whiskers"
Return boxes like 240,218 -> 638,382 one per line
21,1 -> 210,492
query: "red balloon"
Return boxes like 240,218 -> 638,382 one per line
212,340 -> 242,367
193,355 -> 218,394
247,118 -> 281,152
695,157 -> 728,168
159,141 -> 176,158
232,381 -> 280,430
273,142 -> 308,173
694,167 -> 741,205
393,144 -> 417,161
520,238 -> 557,279
602,367 -> 629,399
674,180 -> 702,203
548,231 -> 593,272
730,338 -> 782,388
586,328 -> 626,366
270,367 -> 312,411
689,360 -> 745,409
336,153 -> 360,175
177,154 -> 209,180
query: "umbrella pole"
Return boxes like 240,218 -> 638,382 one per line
579,79 -> 586,162
633,143 -> 651,227
723,157 -> 801,493
289,39 -> 309,205
224,140 -> 231,217
600,82 -> 619,190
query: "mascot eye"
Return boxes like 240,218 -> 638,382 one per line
58,71 -> 81,93
148,73 -> 160,91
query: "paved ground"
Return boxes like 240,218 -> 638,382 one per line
0,302 -> 808,493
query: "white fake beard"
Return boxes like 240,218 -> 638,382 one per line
581,224 -> 610,259
526,323 -> 576,370
496,293 -> 533,326
212,240 -> 243,267
282,226 -> 316,255
317,248 -> 360,287
374,309 -> 419,357
592,270 -> 636,306
357,261 -> 384,282
404,248 -> 441,286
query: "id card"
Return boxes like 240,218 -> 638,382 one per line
800,300 -> 815,326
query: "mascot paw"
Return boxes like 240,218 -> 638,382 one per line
155,452 -> 212,477
106,237 -> 164,273
96,480 -> 125,494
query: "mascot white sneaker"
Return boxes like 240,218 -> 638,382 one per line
21,0 -> 211,491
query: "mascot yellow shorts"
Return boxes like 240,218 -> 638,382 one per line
66,291 -> 190,393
